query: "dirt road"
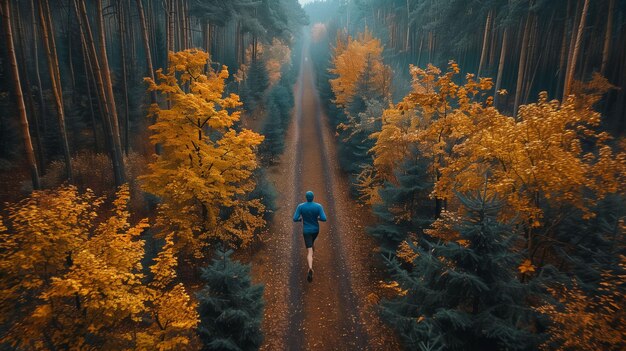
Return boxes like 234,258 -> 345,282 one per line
250,40 -> 398,351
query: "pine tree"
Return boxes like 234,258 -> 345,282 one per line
259,98 -> 285,164
196,248 -> 264,351
337,99 -> 383,180
268,82 -> 294,129
550,195 -> 626,290
259,81 -> 294,164
380,192 -> 540,350
249,168 -> 277,222
367,154 -> 434,255
242,58 -> 270,111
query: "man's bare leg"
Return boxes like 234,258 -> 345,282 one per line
307,247 -> 314,271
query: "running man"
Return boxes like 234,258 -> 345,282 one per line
293,191 -> 327,282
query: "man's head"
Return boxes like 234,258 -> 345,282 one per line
306,191 -> 314,202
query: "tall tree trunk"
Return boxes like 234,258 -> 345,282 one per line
428,31 -> 433,63
14,0 -> 44,172
2,0 -> 41,189
30,0 -> 47,143
514,14 -> 532,117
66,4 -> 76,98
405,0 -> 410,51
564,0 -> 581,98
75,0 -> 125,185
168,0 -> 174,53
564,0 -> 589,97
125,0 -> 137,73
136,0 -> 157,105
556,21 -> 569,98
117,0 -> 130,154
417,35 -> 423,67
184,0 -> 191,48
523,15 -> 539,104
601,0 -> 614,75
95,0 -> 125,183
488,18 -> 497,69
177,0 -> 183,50
477,9 -> 493,77
39,0 -> 73,181
81,40 -> 99,151
494,28 -> 508,108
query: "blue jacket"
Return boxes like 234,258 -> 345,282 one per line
293,201 -> 327,234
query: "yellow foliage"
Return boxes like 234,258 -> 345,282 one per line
329,29 -> 392,107
379,280 -> 408,296
0,186 -> 101,317
396,240 -> 419,264
423,210 -> 462,242
264,39 -> 291,85
370,62 -> 492,186
0,186 -> 198,349
370,63 -> 625,226
0,186 -> 141,349
140,233 -> 199,350
235,39 -> 291,85
518,259 -> 536,274
311,23 -> 327,43
141,49 -> 265,255
536,260 -> 626,350
437,75 -> 625,223
355,165 -> 382,205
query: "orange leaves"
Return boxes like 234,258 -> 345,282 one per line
373,62 -> 624,227
144,234 -> 199,350
0,186 -> 100,298
0,185 -> 200,349
311,23 -> 327,43
396,240 -> 419,264
536,263 -> 626,350
141,49 -> 265,255
442,75 -> 625,223
518,259 -> 536,274
235,39 -> 291,85
329,29 -> 391,107
423,210 -> 462,242
0,185 -> 154,349
370,61 -> 492,191
379,280 -> 408,297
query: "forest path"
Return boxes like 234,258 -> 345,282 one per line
250,37 -> 399,350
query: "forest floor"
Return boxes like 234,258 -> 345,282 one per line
249,42 -> 400,350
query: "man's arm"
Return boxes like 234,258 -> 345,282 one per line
318,205 -> 327,222
293,204 -> 302,222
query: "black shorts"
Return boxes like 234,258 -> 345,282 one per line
303,232 -> 318,248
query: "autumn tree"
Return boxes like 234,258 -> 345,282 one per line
366,61 -> 626,350
368,62 -> 494,217
0,186 -> 147,349
138,233 -> 199,350
327,29 -> 391,188
0,185 -> 200,350
432,74 -> 625,255
238,38 -> 293,87
141,49 -> 265,256
329,28 -> 391,108
536,259 -> 626,351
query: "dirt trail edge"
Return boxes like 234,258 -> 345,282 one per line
250,36 -> 399,351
